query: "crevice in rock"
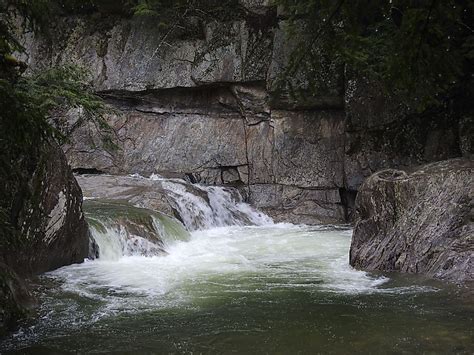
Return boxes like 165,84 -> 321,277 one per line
242,120 -> 252,194
249,182 -> 340,191
72,168 -> 105,175
184,173 -> 198,184
247,118 -> 270,126
338,188 -> 358,222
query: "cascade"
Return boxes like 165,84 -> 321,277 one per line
155,176 -> 273,231
84,199 -> 190,260
3,176 -> 457,354
85,176 -> 273,259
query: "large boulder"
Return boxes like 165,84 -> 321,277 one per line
1,140 -> 90,275
0,139 -> 90,334
350,159 -> 473,282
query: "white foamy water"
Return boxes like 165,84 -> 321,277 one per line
88,222 -> 165,261
1,174 -> 463,354
149,175 -> 273,230
47,225 -> 396,319
84,200 -> 191,261
2,188 -> 446,354
66,175 -> 438,319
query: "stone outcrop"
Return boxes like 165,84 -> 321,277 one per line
350,159 -> 473,282
20,8 -> 276,91
17,5 -> 469,224
1,141 -> 90,276
0,140 -> 90,334
61,86 -> 347,224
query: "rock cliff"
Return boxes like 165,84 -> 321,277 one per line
350,159 -> 473,282
18,3 -> 470,224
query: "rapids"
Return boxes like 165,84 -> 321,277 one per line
1,177 -> 472,353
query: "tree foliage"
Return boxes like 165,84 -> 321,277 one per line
0,0 -> 109,245
130,0 -> 240,18
274,0 -> 474,111
28,0 -> 243,22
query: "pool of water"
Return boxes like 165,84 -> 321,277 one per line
2,225 -> 473,354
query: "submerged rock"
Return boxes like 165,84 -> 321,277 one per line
350,158 -> 473,282
0,263 -> 35,336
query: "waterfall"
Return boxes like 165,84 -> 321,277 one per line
159,179 -> 273,231
84,200 -> 190,261
83,175 -> 273,260
88,220 -> 165,261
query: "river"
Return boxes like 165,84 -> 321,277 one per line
2,177 -> 472,354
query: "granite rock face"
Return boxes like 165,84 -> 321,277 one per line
350,159 -> 474,282
1,140 -> 90,276
18,5 -> 468,224
343,73 -> 463,191
20,7 -> 276,91
60,86 -> 347,224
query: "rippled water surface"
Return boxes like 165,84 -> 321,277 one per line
2,225 -> 473,354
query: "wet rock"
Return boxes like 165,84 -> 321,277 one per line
83,200 -> 169,257
62,88 -> 248,179
248,184 -> 345,224
2,140 -> 90,276
65,91 -> 348,224
0,263 -> 35,336
221,167 -> 244,185
191,20 -> 274,85
459,115 -> 474,157
272,110 -> 345,188
350,159 -> 474,282
76,173 -> 214,226
245,119 -> 275,184
267,20 -> 344,109
230,83 -> 270,120
76,174 -> 175,216
0,140 -> 88,335
239,0 -> 272,15
20,10 -> 275,91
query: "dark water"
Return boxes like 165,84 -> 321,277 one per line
2,226 -> 473,354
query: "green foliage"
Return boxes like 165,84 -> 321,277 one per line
32,0 -> 242,21
0,64 -> 110,246
274,0 -> 474,111
130,0 -> 242,25
0,1 -> 110,247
